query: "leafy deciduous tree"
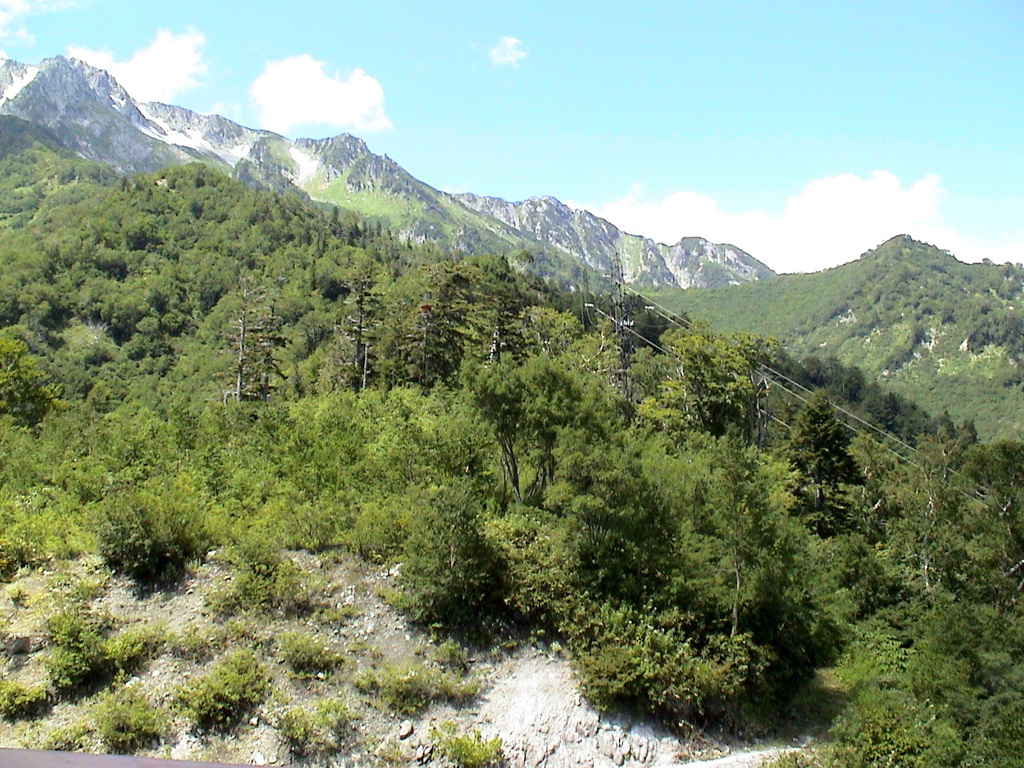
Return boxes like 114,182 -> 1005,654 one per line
0,337 -> 62,425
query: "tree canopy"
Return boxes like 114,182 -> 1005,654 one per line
0,151 -> 1021,764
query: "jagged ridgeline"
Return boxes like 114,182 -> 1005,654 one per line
0,55 -> 772,290
649,235 -> 1024,440
6,89 -> 1024,768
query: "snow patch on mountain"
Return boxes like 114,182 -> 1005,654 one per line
288,145 -> 319,183
137,103 -> 253,165
138,106 -> 210,151
223,141 -> 254,164
0,64 -> 38,108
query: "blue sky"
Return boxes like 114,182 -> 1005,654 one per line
1,0 -> 1021,272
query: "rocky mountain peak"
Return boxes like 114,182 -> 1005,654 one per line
2,55 -> 137,124
0,60 -> 38,108
0,53 -> 775,290
297,133 -> 370,175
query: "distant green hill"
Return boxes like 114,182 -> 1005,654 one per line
648,236 -> 1024,440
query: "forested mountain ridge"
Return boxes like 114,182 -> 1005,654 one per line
0,120 -> 930,443
1,122 -> 1024,767
0,116 -> 571,407
653,235 -> 1024,440
0,55 -> 773,290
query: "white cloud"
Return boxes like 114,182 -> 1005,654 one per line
249,54 -> 391,136
68,28 -> 207,103
490,36 -> 525,67
0,0 -> 76,41
207,101 -> 241,121
585,172 -> 1024,273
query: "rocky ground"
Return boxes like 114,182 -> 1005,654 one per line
0,551 -> 796,767
474,650 -> 792,768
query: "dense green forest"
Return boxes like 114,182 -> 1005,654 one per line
2,119 -> 1024,766
648,236 -> 1024,441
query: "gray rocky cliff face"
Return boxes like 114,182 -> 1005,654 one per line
0,56 -> 291,174
3,56 -> 138,123
297,134 -> 370,179
454,192 -> 525,229
136,101 -> 272,165
1,56 -> 186,171
0,60 -> 38,107
297,135 -> 443,213
455,193 -> 770,287
457,193 -> 621,271
662,237 -> 774,289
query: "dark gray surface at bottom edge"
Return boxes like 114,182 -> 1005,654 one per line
0,749 -> 255,767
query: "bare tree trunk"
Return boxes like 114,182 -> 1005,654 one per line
499,435 -> 521,504
234,313 -> 247,401
731,558 -> 742,638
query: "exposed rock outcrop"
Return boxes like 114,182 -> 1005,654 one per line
475,650 -> 782,768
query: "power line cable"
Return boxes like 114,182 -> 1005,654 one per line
627,288 -> 924,454
620,287 -> 987,501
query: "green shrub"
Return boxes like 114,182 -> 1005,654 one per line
350,497 -> 412,562
428,639 -> 469,672
0,495 -> 53,579
207,537 -> 307,616
95,477 -> 211,584
174,649 -> 270,731
314,603 -> 361,625
429,721 -> 503,768
278,631 -> 344,677
170,625 -> 219,662
563,602 -> 759,723
93,685 -> 168,753
484,509 -> 575,626
399,481 -> 503,626
353,662 -> 478,715
763,752 -> 826,767
0,530 -> 42,580
968,693 -> 1024,767
6,583 -> 28,606
265,492 -> 341,552
44,611 -> 111,692
829,686 -> 963,768
37,719 -> 92,751
278,698 -> 353,757
105,623 -> 166,675
0,679 -> 49,720
58,570 -> 108,604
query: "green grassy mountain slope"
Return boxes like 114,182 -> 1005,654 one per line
651,235 -> 1024,439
